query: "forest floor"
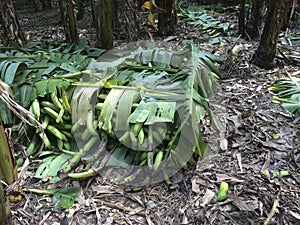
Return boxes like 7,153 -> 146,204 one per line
8,2 -> 300,225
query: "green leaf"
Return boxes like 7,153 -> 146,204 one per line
0,101 -> 13,124
53,187 -> 79,210
281,94 -> 300,115
4,62 -> 27,85
34,154 -> 72,182
34,80 -> 49,97
87,48 -> 106,57
278,86 -> 300,98
19,84 -> 33,107
115,90 -> 139,131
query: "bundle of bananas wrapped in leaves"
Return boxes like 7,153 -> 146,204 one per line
17,46 -> 221,188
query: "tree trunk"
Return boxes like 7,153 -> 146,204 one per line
0,0 -> 26,46
65,0 -> 79,43
123,0 -> 138,42
238,0 -> 246,36
0,118 -> 15,225
0,183 -> 13,225
111,0 -> 120,31
34,0 -> 52,12
92,0 -> 113,49
249,0 -> 266,39
252,0 -> 294,68
158,0 -> 177,36
58,0 -> 78,43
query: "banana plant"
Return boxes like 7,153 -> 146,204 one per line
0,81 -> 17,225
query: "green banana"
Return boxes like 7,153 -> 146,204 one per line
95,103 -> 104,110
202,56 -> 222,79
152,129 -> 163,146
57,139 -> 64,150
42,107 -> 63,123
129,128 -> 138,147
26,134 -> 41,156
35,115 -> 50,133
119,131 -> 130,143
83,136 -> 99,152
41,115 -> 50,129
153,150 -> 164,171
61,130 -> 73,139
31,99 -> 40,120
138,128 -> 145,145
86,110 -> 98,136
81,128 -> 92,141
39,132 -> 52,149
140,152 -> 148,162
50,92 -> 63,109
40,101 -> 59,111
46,124 -> 67,140
71,120 -> 83,134
56,106 -> 64,123
28,105 -> 37,127
63,141 -> 71,151
57,123 -> 73,131
132,122 -> 143,136
98,93 -> 108,100
139,158 -> 147,166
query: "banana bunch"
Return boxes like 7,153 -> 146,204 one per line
26,88 -> 73,156
94,88 -> 182,184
